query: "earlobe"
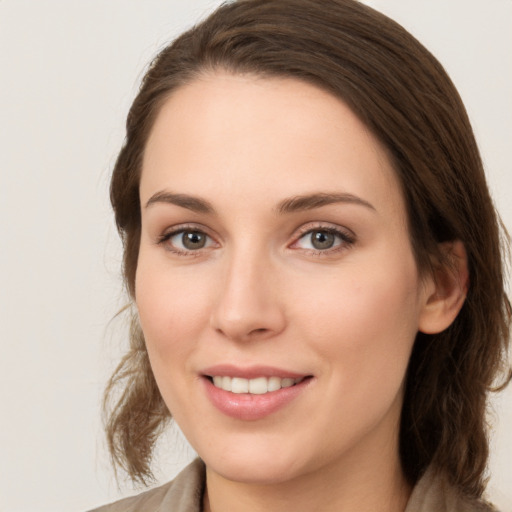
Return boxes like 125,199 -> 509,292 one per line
418,240 -> 469,335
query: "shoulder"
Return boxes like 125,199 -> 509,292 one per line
87,458 -> 205,512
406,467 -> 500,512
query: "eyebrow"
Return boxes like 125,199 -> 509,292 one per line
276,192 -> 376,214
145,191 -> 214,214
144,190 -> 376,214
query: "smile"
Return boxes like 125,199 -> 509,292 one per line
211,376 -> 305,394
202,369 -> 313,420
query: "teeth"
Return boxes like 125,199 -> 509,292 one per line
268,376 -> 281,392
281,378 -> 295,388
211,376 -> 304,394
249,377 -> 267,394
222,376 -> 231,391
231,377 -> 249,394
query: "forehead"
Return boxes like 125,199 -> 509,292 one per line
140,72 -> 406,222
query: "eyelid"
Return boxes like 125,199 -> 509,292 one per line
154,221 -> 355,256
289,222 -> 356,253
156,223 -> 219,255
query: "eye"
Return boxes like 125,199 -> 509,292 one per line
293,227 -> 354,252
158,228 -> 215,254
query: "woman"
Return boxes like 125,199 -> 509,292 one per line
92,0 -> 511,510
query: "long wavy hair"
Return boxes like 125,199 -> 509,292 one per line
103,0 -> 511,498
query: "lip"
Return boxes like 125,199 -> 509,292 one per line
201,365 -> 313,421
202,364 -> 307,380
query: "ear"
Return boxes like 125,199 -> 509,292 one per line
418,240 -> 469,335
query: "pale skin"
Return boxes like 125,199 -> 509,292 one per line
135,73 -> 468,512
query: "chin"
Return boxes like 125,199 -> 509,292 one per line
197,432 -> 322,486
207,454 -> 306,485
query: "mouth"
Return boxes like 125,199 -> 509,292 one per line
200,365 -> 313,420
206,375 -> 308,395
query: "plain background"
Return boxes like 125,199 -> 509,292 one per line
0,1 -> 510,511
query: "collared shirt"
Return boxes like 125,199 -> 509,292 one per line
88,459 -> 498,512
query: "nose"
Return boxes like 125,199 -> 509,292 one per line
209,247 -> 287,342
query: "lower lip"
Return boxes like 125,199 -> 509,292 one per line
203,377 -> 312,421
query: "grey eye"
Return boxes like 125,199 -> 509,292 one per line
181,231 -> 207,249
310,230 -> 335,250
167,230 -> 212,251
294,228 -> 352,252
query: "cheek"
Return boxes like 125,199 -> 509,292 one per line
293,255 -> 422,380
290,259 -> 422,449
135,259 -> 213,363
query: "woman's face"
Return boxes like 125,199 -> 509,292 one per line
136,73 -> 434,484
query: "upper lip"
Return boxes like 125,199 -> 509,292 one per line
201,364 -> 310,380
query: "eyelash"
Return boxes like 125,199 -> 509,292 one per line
156,223 -> 356,257
156,224 -> 215,257
292,224 -> 356,256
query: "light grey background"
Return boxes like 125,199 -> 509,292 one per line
0,1 -> 510,511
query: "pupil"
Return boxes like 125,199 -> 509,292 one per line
183,231 -> 206,249
312,230 -> 334,250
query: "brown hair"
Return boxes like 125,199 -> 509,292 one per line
104,0 -> 511,498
